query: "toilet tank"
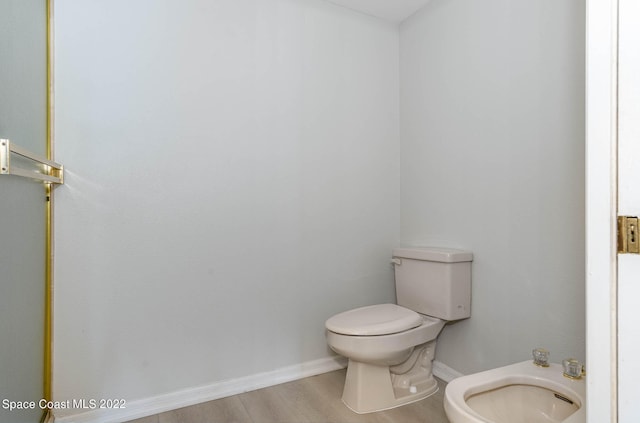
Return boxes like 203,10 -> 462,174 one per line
392,247 -> 472,321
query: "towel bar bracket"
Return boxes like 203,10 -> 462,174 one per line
0,139 -> 64,185
0,139 -> 9,173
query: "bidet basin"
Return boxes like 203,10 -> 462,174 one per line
467,384 -> 579,422
444,361 -> 585,423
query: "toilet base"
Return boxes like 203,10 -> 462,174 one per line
341,342 -> 439,414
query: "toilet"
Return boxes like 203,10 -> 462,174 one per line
325,247 -> 473,414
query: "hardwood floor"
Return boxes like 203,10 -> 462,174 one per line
126,369 -> 450,423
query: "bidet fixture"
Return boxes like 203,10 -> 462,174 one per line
444,360 -> 586,423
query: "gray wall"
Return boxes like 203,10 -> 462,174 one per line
53,0 -> 586,413
399,0 -> 585,374
53,0 -> 400,405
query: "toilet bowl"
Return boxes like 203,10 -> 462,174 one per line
326,305 -> 445,366
326,304 -> 445,413
444,360 -> 586,423
325,247 -> 473,414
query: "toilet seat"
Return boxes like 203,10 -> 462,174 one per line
326,304 -> 423,336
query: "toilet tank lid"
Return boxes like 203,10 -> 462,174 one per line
392,247 -> 473,262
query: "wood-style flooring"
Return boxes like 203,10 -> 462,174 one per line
126,369 -> 450,423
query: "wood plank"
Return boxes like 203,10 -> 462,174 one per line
126,369 -> 449,423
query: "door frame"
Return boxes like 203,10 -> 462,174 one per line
585,0 -> 618,421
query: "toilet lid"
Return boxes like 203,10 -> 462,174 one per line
325,304 -> 423,336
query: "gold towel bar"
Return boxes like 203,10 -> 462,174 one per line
0,139 -> 63,184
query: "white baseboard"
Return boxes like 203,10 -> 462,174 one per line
52,357 -> 461,422
432,360 -> 464,383
52,356 -> 348,423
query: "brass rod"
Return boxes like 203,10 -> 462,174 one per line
44,0 -> 53,405
44,183 -> 52,404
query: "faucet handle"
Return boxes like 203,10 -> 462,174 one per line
532,348 -> 550,367
562,358 -> 583,379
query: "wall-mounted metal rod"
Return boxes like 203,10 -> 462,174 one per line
0,139 -> 63,184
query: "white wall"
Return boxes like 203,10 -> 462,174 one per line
399,0 -> 585,374
53,0 -> 399,407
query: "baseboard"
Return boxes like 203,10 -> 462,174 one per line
432,360 -> 464,383
52,356 -> 348,423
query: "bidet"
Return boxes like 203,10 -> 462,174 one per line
444,360 -> 585,423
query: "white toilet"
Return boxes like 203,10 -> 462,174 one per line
325,247 -> 473,414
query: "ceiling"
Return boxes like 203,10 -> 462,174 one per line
323,0 -> 431,23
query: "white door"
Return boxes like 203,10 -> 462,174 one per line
617,0 -> 640,420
